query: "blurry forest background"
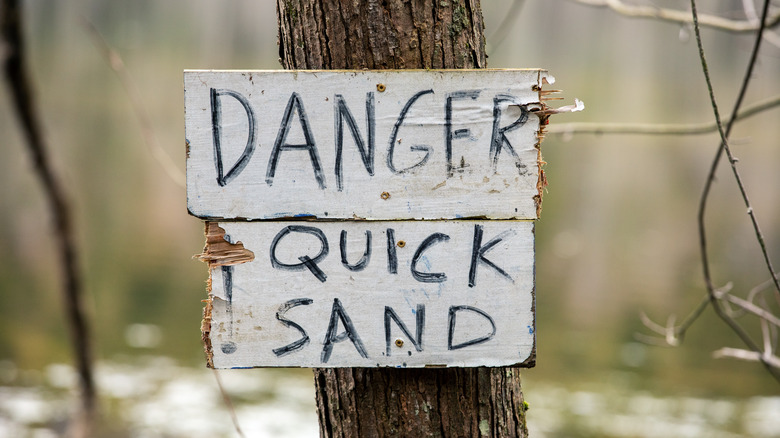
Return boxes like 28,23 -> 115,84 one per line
1,0 -> 779,436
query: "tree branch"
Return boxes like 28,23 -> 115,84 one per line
82,19 -> 185,188
716,290 -> 780,328
1,0 -> 96,432
637,0 -> 780,383
742,0 -> 780,48
547,94 -> 780,136
638,293 -> 710,347
639,284 -> 780,372
487,0 -> 525,55
212,369 -> 246,438
713,348 -> 780,368
691,0 -> 780,382
565,0 -> 780,33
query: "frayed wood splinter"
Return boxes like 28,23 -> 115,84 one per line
195,222 -> 255,267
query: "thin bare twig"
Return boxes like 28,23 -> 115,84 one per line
713,347 -> 780,368
212,369 -> 246,438
1,0 -> 96,432
758,293 -> 779,355
742,0 -> 780,48
759,299 -> 773,355
715,290 -> 780,328
639,310 -> 667,335
634,332 -> 676,347
691,0 -> 780,382
565,0 -> 780,33
638,293 -> 709,346
639,284 -> 780,371
487,0 -> 525,55
82,18 -> 186,188
547,94 -> 780,136
670,293 -> 711,340
638,312 -> 682,346
714,282 -> 747,319
639,0 -> 780,381
696,0 -> 780,310
747,273 -> 780,304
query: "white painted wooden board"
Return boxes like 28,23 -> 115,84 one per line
208,220 -> 535,368
185,69 -> 549,220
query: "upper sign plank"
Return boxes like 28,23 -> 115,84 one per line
185,69 -> 549,220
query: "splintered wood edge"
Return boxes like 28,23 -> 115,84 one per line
196,222 -> 255,267
533,71 -> 553,218
196,221 -> 256,368
524,271 -> 537,368
202,286 -> 214,368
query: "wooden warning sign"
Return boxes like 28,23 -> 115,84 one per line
185,70 -> 547,220
187,69 -> 552,368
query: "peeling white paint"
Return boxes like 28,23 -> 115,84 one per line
185,70 -> 547,221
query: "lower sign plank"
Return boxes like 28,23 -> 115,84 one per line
204,220 -> 535,368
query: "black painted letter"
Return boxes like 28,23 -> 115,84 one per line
385,305 -> 425,356
447,305 -> 497,350
270,225 -> 329,282
411,233 -> 450,283
321,298 -> 369,363
387,90 -> 434,174
266,92 -> 326,188
219,264 -> 237,355
489,94 -> 529,174
210,88 -> 257,187
334,93 -> 375,191
340,230 -> 371,272
272,298 -> 314,357
386,228 -> 398,274
445,90 -> 480,177
468,225 -> 515,287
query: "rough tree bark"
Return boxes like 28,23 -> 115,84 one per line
276,1 -> 529,436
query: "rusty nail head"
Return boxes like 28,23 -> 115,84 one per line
381,191 -> 390,200
395,339 -> 404,347
397,240 -> 406,248
377,83 -> 386,92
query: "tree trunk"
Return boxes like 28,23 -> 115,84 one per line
2,0 -> 95,436
276,1 -> 528,436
